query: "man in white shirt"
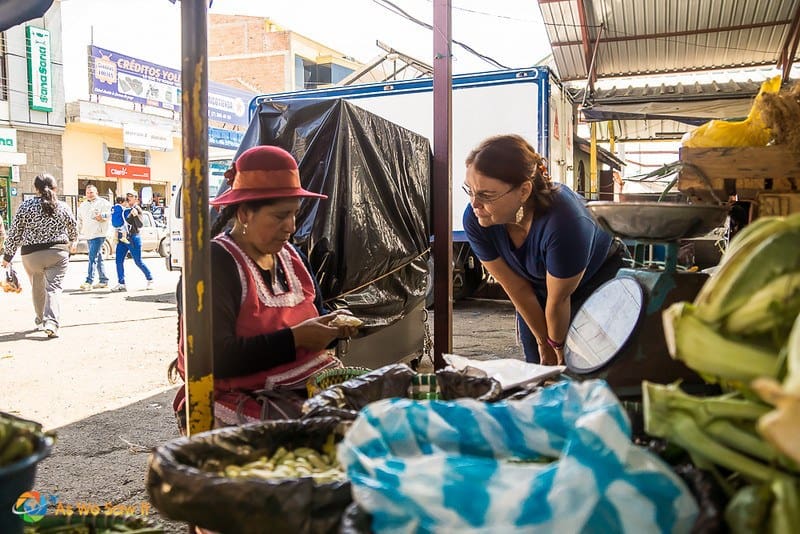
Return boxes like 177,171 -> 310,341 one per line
76,184 -> 112,290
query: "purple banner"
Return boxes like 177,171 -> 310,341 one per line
89,45 -> 253,126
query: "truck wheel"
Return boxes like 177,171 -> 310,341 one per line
158,237 -> 169,258
425,246 -> 486,308
101,240 -> 113,260
455,248 -> 485,300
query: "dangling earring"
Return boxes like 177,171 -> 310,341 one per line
515,205 -> 525,224
242,223 -> 248,236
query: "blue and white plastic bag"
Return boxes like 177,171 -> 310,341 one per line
338,379 -> 697,533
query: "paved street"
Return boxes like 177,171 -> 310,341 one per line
1,252 -> 519,531
1,252 -> 181,430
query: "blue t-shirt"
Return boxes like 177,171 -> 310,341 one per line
463,185 -> 612,300
111,204 -> 125,227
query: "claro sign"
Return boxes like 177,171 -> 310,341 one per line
105,163 -> 151,180
26,26 -> 52,112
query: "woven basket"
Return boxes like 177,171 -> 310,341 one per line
307,366 -> 371,397
409,373 -> 439,400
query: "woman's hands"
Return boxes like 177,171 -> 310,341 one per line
290,310 -> 361,352
538,343 -> 564,366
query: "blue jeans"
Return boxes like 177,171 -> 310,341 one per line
86,236 -> 108,284
115,234 -> 152,284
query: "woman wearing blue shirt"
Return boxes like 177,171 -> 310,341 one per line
463,135 -> 627,365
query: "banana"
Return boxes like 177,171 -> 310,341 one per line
695,226 -> 800,323
724,272 -> 800,335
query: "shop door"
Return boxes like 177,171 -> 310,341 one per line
0,176 -> 10,227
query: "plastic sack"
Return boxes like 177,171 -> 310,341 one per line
1,265 -> 21,293
302,364 -> 503,420
147,417 -> 351,534
338,380 -> 698,533
681,76 -> 780,148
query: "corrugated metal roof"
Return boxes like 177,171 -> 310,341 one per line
589,118 -> 689,142
539,0 -> 800,82
573,78 -> 763,103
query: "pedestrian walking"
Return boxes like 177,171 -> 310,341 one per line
1,174 -> 77,338
76,184 -> 111,290
112,190 -> 153,291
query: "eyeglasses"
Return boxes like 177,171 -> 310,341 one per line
461,184 -> 516,204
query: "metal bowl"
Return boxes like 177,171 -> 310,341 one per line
587,201 -> 729,242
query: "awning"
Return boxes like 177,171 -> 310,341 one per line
538,0 -> 800,84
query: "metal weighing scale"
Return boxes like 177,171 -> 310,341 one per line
564,202 -> 729,398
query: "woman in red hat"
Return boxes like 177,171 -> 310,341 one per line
172,145 -> 358,429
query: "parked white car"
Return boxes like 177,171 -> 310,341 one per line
74,210 -> 168,259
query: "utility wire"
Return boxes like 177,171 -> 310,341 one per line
371,0 -> 509,69
422,0 -> 538,23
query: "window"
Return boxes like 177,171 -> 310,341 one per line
294,55 -> 354,90
107,146 -> 147,165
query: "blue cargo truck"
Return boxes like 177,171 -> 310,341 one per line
170,67 -> 574,300
250,66 -> 575,299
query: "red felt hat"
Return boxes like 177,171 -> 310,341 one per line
209,145 -> 326,207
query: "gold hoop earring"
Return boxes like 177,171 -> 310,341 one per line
515,206 -> 525,224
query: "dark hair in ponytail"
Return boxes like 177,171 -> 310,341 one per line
34,174 -> 58,216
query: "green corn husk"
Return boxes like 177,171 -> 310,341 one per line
663,302 -> 780,384
695,226 -> 800,324
642,382 -> 800,472
725,272 -> 800,336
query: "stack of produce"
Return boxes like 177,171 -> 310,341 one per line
645,213 -> 800,533
0,415 -> 47,467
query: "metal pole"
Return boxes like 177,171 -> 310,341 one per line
180,0 -> 214,435
432,0 -> 453,369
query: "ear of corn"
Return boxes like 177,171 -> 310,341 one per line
653,213 -> 800,533
694,227 -> 800,324
724,272 -> 800,336
662,301 -> 779,384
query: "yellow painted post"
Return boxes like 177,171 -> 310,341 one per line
608,120 -> 615,154
181,0 -> 214,435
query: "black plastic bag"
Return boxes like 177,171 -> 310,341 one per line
303,364 -> 416,420
339,503 -> 372,534
436,369 -> 503,402
302,364 -> 505,421
147,417 -> 350,534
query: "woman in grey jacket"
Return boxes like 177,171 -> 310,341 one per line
1,174 -> 77,337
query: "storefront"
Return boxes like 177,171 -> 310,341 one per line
0,128 -> 29,227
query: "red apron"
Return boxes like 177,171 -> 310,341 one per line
174,235 -> 337,426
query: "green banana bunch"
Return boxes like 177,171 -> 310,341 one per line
694,213 -> 800,325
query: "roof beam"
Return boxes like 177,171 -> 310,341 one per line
559,60 -> 785,82
575,0 -> 595,87
550,20 -> 792,47
779,5 -> 800,81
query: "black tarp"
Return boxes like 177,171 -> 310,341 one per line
235,99 -> 431,325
